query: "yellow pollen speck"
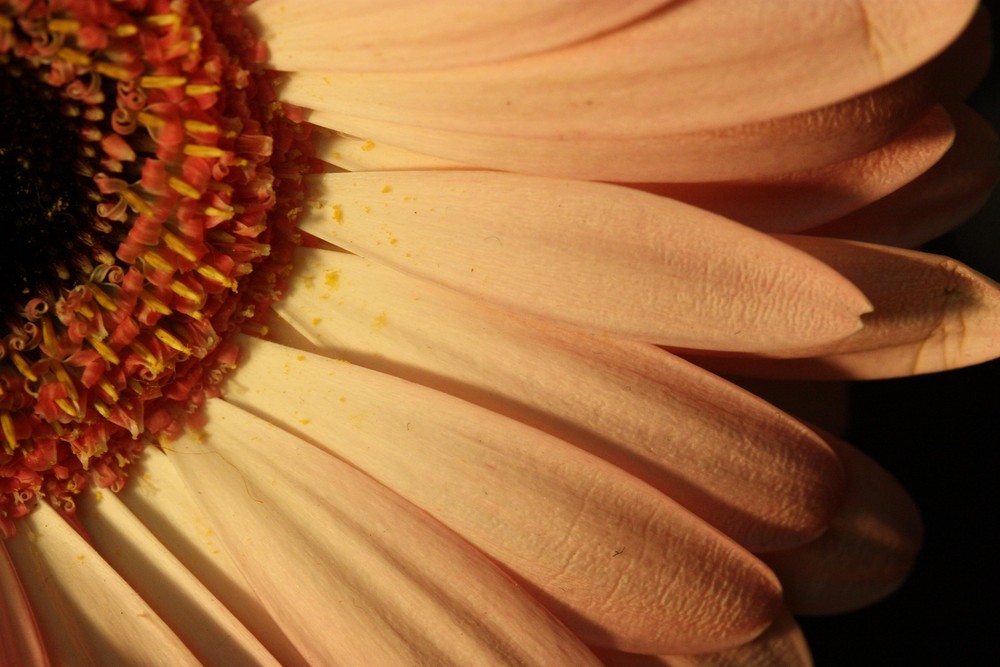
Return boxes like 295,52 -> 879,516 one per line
371,312 -> 388,332
296,355 -> 306,361
95,491 -> 103,502
339,396 -> 347,403
363,206 -> 371,213
312,318 -> 322,326
331,204 -> 343,223
389,238 -> 398,245
360,140 -> 375,151
381,185 -> 391,193
324,270 -> 340,289
299,419 -> 311,425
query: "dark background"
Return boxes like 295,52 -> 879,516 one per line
800,3 -> 1000,664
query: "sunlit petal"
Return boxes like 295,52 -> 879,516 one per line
168,398 -> 602,666
761,433 -> 923,615
222,336 -> 783,653
299,171 -> 871,352
5,504 -> 199,666
252,0 -> 672,71
271,247 -> 845,552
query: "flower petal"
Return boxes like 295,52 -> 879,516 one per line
278,0 -> 975,138
595,612 -> 812,666
222,336 -> 783,654
75,486 -> 282,666
629,106 -> 955,233
116,447 -> 310,666
168,398 -> 602,666
761,433 -> 923,615
810,105 -> 1000,248
252,0 -> 672,71
679,238 -> 1000,378
0,543 -> 49,667
271,247 -> 845,552
5,503 -> 200,666
298,171 -> 871,352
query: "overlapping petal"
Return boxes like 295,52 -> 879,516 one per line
298,171 -> 871,352
270,247 -> 845,552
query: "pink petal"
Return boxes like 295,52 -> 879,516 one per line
222,336 -> 783,654
298,171 -> 871,352
117,448 -> 310,666
252,0 -> 672,71
629,106 -> 955,233
761,433 -> 923,615
595,612 -> 812,666
271,248 -> 845,552
75,487 -> 283,665
167,398 -> 602,666
0,543 -> 49,667
810,105 -> 1000,248
5,503 -> 200,665
678,237 -> 1000,378
278,0 -> 975,138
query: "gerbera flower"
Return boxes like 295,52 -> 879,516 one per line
0,0 -> 997,664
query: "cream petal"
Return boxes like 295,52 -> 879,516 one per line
277,0 -> 975,138
271,248 -> 845,552
678,238 -> 1000,378
0,543 -> 50,667
810,105 -> 1000,248
167,398 -> 602,666
761,433 -> 923,615
75,486 -> 281,666
252,0 -> 671,72
116,447 -> 310,667
305,74 -> 928,182
595,612 -> 812,666
313,130 -> 465,172
222,336 -> 784,654
5,503 -> 200,666
629,106 -> 955,233
298,171 -> 871,352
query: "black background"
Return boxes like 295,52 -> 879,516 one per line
800,3 -> 1000,664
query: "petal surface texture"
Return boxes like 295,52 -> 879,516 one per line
252,0 -> 673,71
271,247 -> 845,552
761,433 -> 924,615
5,503 -> 200,666
277,0 -> 976,137
298,171 -> 871,352
168,398 -> 602,666
222,336 -> 783,654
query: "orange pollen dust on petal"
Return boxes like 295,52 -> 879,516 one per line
0,0 -> 312,537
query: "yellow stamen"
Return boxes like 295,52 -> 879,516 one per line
137,111 -> 165,129
129,340 -> 164,374
77,303 -> 95,319
93,62 -> 134,80
168,176 -> 202,200
185,84 -> 221,96
56,47 -> 91,66
142,13 -> 180,27
110,24 -> 139,37
55,398 -> 78,418
197,264 -> 236,289
142,249 -> 174,274
47,19 -> 81,32
122,188 -> 154,217
93,400 -> 112,419
138,290 -> 172,315
88,336 -> 121,365
154,328 -> 193,355
183,120 -> 220,134
12,354 -> 38,382
42,319 -> 58,353
163,231 -> 198,262
99,379 -> 120,403
202,205 -> 234,220
170,280 -> 202,303
89,285 -> 119,312
52,362 -> 79,400
1,413 -> 18,451
140,75 -> 187,89
183,144 -> 227,159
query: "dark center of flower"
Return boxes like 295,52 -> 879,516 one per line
0,58 -> 99,317
0,0 -> 310,537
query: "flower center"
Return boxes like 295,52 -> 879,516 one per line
0,0 -> 309,536
0,57 -> 103,317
